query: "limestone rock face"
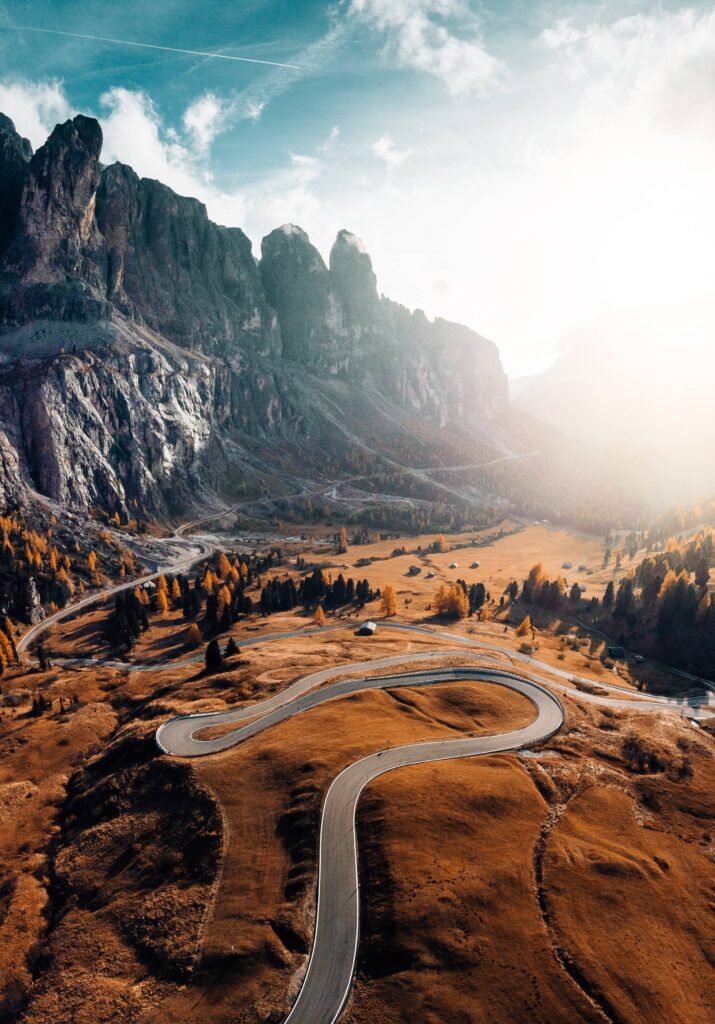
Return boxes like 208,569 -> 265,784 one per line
329,228 -> 380,325
1,115 -> 110,325
96,163 -> 280,357
0,114 -> 32,256
11,116 -> 106,286
260,224 -> 346,369
0,111 -> 511,517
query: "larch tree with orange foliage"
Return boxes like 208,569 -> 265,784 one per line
441,584 -> 468,619
433,582 -> 449,614
314,604 -> 326,626
156,588 -> 169,614
516,614 -> 532,636
380,584 -> 397,617
186,622 -> 202,648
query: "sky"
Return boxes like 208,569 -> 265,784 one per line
0,0 -> 713,379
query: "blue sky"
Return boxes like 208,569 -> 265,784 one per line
0,1 -> 714,381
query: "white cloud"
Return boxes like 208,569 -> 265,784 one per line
99,88 -> 211,195
182,92 -> 229,152
348,0 -> 501,95
371,133 -> 411,167
539,18 -> 584,51
0,78 -> 71,148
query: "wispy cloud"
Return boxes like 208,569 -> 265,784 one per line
371,133 -> 411,167
226,17 -> 348,127
347,0 -> 502,95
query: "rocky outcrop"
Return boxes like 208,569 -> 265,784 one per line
0,115 -> 31,257
0,112 -> 511,517
96,163 -> 279,357
1,115 -> 110,325
260,224 -> 346,368
329,228 -> 380,326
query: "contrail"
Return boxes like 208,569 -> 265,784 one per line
1,24 -> 301,70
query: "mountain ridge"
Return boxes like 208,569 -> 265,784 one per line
0,112 -> 517,520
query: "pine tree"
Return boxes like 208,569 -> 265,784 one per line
205,638 -> 223,672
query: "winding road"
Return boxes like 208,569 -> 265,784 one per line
17,503 -> 238,655
154,628 -> 712,1024
17,514 -> 713,1024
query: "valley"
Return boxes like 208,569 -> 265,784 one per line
0,79 -> 712,1024
0,509 -> 712,1024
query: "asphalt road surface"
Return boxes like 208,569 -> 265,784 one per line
154,631 -> 710,1024
159,659 -> 563,1024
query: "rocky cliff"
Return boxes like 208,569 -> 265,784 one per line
0,113 -> 511,518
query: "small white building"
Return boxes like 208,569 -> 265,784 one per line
357,621 -> 377,636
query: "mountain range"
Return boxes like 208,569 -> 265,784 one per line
0,112 -> 521,522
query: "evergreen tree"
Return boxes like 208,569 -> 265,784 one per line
205,638 -> 223,673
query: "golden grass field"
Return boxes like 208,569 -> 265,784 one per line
0,521 -> 712,1024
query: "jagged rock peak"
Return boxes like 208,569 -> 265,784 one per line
260,224 -> 343,364
329,228 -> 378,319
0,114 -> 32,256
95,161 -> 279,357
0,114 -> 32,160
14,114 -> 105,287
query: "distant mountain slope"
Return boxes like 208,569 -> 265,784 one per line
512,320 -> 715,506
